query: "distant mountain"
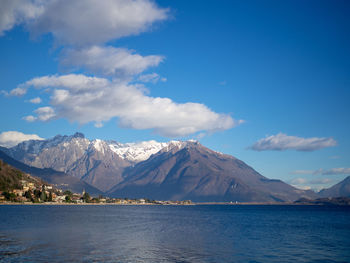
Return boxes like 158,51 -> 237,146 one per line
318,176 -> 350,198
108,141 -> 316,202
6,133 -> 173,192
4,133 -> 321,202
0,147 -> 102,195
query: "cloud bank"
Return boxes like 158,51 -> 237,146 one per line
0,131 -> 44,148
1,0 -> 168,45
0,0 -> 44,36
61,46 -> 164,79
289,177 -> 335,191
20,74 -> 237,137
251,133 -> 336,151
2,0 -> 239,138
291,168 -> 350,175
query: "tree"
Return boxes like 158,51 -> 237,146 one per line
3,191 -> 16,201
48,192 -> 53,202
34,189 -> 41,198
40,190 -> 47,202
65,195 -> 71,203
83,192 -> 91,203
24,190 -> 32,200
63,190 -> 73,197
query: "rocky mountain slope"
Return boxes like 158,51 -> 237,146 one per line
108,141 -> 317,202
5,133 -> 135,191
0,159 -> 43,192
0,147 -> 102,195
4,133 -> 320,202
318,176 -> 350,198
5,133 -> 193,192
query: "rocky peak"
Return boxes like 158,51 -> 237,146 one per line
73,132 -> 85,139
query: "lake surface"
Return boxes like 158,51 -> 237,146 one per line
0,205 -> 349,263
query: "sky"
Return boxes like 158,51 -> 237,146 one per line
0,0 -> 349,191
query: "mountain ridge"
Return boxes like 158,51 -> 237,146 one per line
318,176 -> 350,198
2,133 -> 339,202
0,147 -> 103,195
108,141 -> 317,202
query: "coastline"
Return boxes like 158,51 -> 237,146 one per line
0,202 -> 343,206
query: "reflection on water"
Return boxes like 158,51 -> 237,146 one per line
0,205 -> 350,262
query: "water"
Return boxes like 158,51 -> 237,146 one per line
0,205 -> 349,263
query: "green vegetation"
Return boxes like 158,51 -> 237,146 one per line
0,160 -> 23,191
2,191 -> 16,201
48,191 -> 53,202
65,195 -> 72,202
40,190 -> 47,202
63,190 -> 73,202
83,192 -> 91,203
63,190 -> 73,196
0,160 -> 193,205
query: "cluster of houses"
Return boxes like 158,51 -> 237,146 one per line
0,179 -> 192,205
0,179 -> 59,203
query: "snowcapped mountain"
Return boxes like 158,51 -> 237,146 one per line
108,140 -> 169,163
7,133 -> 90,173
108,140 -> 317,202
5,133 -> 189,191
7,132 -> 182,166
108,139 -> 192,162
3,132 -> 319,202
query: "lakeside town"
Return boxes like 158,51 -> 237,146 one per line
2,176 -> 350,206
0,177 -> 193,205
1,160 -> 349,206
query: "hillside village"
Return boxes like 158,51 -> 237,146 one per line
0,159 -> 192,205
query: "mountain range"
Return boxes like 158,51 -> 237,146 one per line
0,132 -> 348,202
0,146 -> 103,195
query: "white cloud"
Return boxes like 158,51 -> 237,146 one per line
35,106 -> 56,121
295,185 -> 312,190
0,130 -> 44,148
290,178 -> 307,185
138,73 -> 166,83
61,46 -> 164,78
23,115 -> 37,122
289,178 -> 312,190
289,177 -> 336,191
2,1 -> 240,138
251,133 -> 337,151
21,74 -> 238,137
321,168 -> 350,175
1,0 -> 168,46
24,74 -> 109,91
290,170 -> 315,175
9,87 -> 27,96
29,0 -> 169,46
0,0 -> 44,35
291,168 -> 350,175
29,97 -> 42,104
309,178 -> 333,185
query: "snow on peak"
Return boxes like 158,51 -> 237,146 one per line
11,132 -> 205,163
160,140 -> 200,153
92,139 -> 107,153
108,140 -> 169,162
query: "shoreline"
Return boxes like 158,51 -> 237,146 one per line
0,202 -> 342,206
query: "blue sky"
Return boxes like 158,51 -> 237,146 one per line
0,0 -> 349,190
